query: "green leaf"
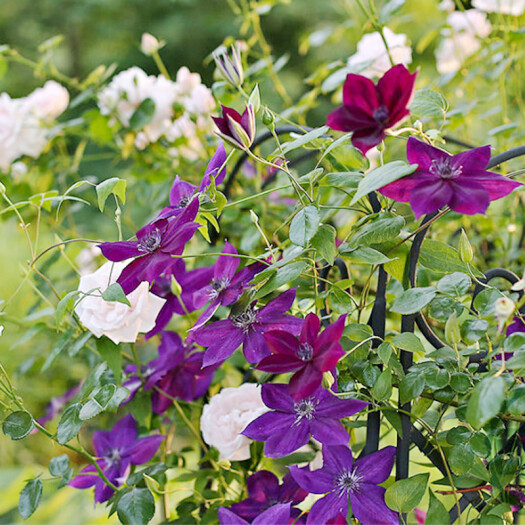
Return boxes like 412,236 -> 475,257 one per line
79,384 -> 117,420
97,338 -> 123,383
372,369 -> 392,401
350,161 -> 417,205
279,126 -> 329,155
506,384 -> 525,415
322,172 -> 362,190
461,318 -> 489,344
384,473 -> 429,513
341,246 -> 395,265
399,373 -> 425,404
289,206 -> 320,247
55,290 -> 80,327
390,287 -> 436,315
473,288 -> 502,317
410,89 -> 448,119
311,224 -> 337,265
489,455 -> 520,491
117,488 -> 156,525
49,454 -> 70,476
391,332 -> 425,353
350,214 -> 405,247
419,240 -> 467,274
466,375 -> 505,429
56,403 -> 84,444
437,272 -> 471,296
503,332 -> 525,354
377,342 -> 393,364
3,411 -> 34,440
79,362 -> 108,398
255,261 -> 308,298
96,177 -> 127,211
41,327 -> 75,371
68,331 -> 92,357
426,490 -> 449,525
428,296 -> 462,322
18,478 -> 43,520
102,282 -> 131,306
129,98 -> 156,130
379,0 -> 406,23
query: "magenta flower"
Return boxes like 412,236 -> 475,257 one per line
290,445 -> 397,525
379,137 -> 522,218
242,384 -> 367,457
256,313 -> 346,401
218,503 -> 291,525
191,242 -> 265,330
228,471 -> 307,523
193,288 -> 303,367
326,64 -> 417,155
99,199 -> 199,293
213,104 -> 256,150
69,415 -> 164,504
507,316 -> 525,336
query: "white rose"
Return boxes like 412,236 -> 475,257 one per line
74,261 -> 166,344
435,33 -> 481,74
140,33 -> 160,56
347,27 -> 412,77
200,384 -> 267,461
24,80 -> 69,121
0,94 -> 25,170
0,325 -> 3,336
447,10 -> 492,38
472,0 -> 525,15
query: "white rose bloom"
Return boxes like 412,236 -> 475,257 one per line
75,261 -> 166,344
24,80 -> 69,121
200,384 -> 267,461
0,325 -> 3,336
447,10 -> 492,37
472,0 -> 525,15
174,66 -> 202,94
439,0 -> 455,10
0,94 -> 25,170
347,27 -> 412,77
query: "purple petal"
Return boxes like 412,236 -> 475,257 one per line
199,142 -> 228,191
350,485 -> 398,525
289,365 -> 323,401
379,172 -> 436,202
264,420 -> 310,457
377,65 -> 417,126
353,446 -> 396,484
311,418 -> 349,446
307,491 -> 348,525
314,342 -> 344,373
265,330 -> 300,357
409,178 -> 454,218
169,176 -> 197,207
216,242 -> 240,280
315,315 -> 346,353
464,172 -> 521,201
218,507 -> 249,525
342,74 -> 378,114
263,314 -> 303,335
406,137 -> 450,172
242,411 -> 295,442
261,383 -> 294,412
256,354 -> 305,374
301,313 -> 321,347
126,435 -> 165,465
69,464 -> 99,489
99,241 -> 141,261
252,504 -> 291,525
112,414 -> 138,446
315,391 -> 368,419
198,326 -> 244,366
448,179 -> 490,215
289,465 -> 334,495
243,330 -> 270,363
351,127 -> 386,155
326,106 -> 376,133
247,470 -> 281,502
452,145 -> 491,172
258,289 -> 297,319
117,256 -> 150,294
322,445 -> 354,474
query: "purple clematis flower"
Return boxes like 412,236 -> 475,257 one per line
379,137 -> 522,218
290,445 -> 397,525
213,104 -> 256,150
147,259 -> 215,338
191,242 -> 265,330
242,384 -> 367,458
218,503 -> 291,525
257,313 -> 346,401
228,470 -> 307,523
507,316 -> 525,336
123,331 -> 215,413
99,199 -> 200,294
193,288 -> 303,367
69,414 -> 164,504
326,65 -> 417,155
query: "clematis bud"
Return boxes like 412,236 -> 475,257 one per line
213,44 -> 244,87
494,296 -> 515,332
140,33 -> 161,56
212,104 -> 256,150
458,229 -> 473,263
511,272 -> 525,292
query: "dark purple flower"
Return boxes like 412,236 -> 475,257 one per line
242,384 -> 367,457
213,104 -> 256,150
257,313 -> 346,400
193,288 -> 303,367
229,471 -> 307,523
326,65 -> 417,155
218,503 -> 291,525
379,137 -> 522,218
69,415 -> 164,504
290,445 -> 397,525
99,199 -> 200,294
507,316 -> 525,336
191,242 -> 265,330
146,259 -> 215,338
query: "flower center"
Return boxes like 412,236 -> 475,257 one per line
138,229 -> 162,253
209,277 -> 231,299
294,398 -> 317,423
336,469 -> 363,496
231,307 -> 258,332
105,447 -> 122,466
429,158 -> 462,180
297,342 -> 314,362
178,195 -> 191,208
373,105 -> 389,125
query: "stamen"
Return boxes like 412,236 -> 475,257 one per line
138,229 -> 162,253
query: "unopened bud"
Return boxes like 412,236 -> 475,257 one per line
458,229 -> 473,264
170,275 -> 183,296
322,371 -> 335,389
445,311 -> 461,345
511,271 -> 525,292
0,182 -> 6,195
213,44 -> 244,87
494,296 -> 515,331
140,33 -> 161,56
217,459 -> 231,470
262,107 -> 274,126
249,210 -> 259,224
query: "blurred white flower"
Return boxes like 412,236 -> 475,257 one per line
472,0 -> 525,15
75,245 -> 102,276
200,384 -> 267,461
140,33 -> 161,56
74,261 -> 166,344
435,10 -> 491,74
347,27 -> 412,77
438,0 -> 455,10
24,80 -> 69,122
0,326 -> 3,336
494,296 -> 515,331
174,67 -> 215,114
10,161 -> 28,178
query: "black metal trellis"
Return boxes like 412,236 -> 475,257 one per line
219,127 -> 525,523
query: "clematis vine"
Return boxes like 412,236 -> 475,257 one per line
379,137 -> 522,218
218,503 -> 291,525
242,384 -> 368,457
290,445 -> 397,525
227,470 -> 307,523
213,104 -> 256,150
326,64 -> 417,155
69,415 -> 164,504
256,313 -> 346,400
99,198 -> 200,293
193,288 -> 303,366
